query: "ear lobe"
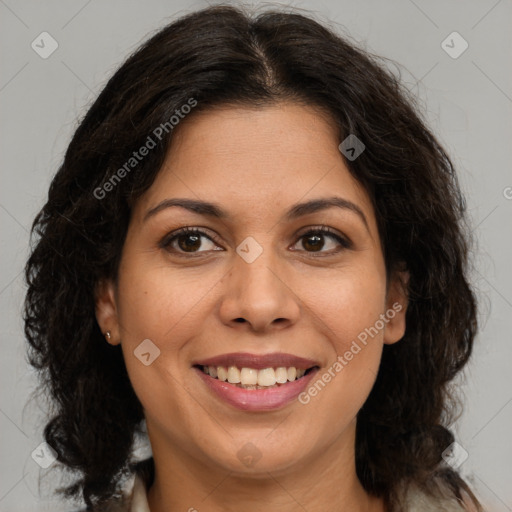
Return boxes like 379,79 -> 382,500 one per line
383,270 -> 409,345
94,279 -> 121,345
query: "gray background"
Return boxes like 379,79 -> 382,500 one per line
1,0 -> 511,510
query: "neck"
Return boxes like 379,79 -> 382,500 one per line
146,421 -> 384,512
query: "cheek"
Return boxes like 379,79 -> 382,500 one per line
114,256 -> 225,409
114,263 -> 214,421
116,257 -> 221,345
297,265 -> 388,352
293,266 -> 387,421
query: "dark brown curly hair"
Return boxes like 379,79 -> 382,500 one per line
24,4 -> 481,511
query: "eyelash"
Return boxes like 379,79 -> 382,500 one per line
159,225 -> 352,257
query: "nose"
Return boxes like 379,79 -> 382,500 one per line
218,251 -> 301,333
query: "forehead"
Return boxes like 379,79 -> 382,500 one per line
134,103 -> 375,228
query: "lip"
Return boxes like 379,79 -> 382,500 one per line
194,365 -> 320,411
192,352 -> 319,370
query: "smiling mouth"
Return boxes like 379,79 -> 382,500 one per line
194,364 -> 318,390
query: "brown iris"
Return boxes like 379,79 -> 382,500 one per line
302,233 -> 324,252
177,233 -> 202,252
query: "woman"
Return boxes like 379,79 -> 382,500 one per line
24,4 -> 482,511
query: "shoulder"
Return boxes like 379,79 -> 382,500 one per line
70,474 -> 137,512
70,498 -> 131,512
402,480 -> 479,512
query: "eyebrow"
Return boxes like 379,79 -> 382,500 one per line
143,196 -> 369,230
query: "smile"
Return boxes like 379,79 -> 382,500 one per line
192,352 -> 320,411
198,365 -> 311,389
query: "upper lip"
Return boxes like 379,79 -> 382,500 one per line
192,352 -> 320,370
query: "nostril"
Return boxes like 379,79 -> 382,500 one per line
234,318 -> 245,323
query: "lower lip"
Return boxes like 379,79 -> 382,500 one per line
194,367 -> 319,411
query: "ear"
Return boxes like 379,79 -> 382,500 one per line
383,269 -> 409,345
95,278 -> 121,346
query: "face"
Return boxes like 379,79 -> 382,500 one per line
96,102 -> 407,478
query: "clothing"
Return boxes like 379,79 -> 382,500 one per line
91,471 -> 468,512
128,474 -> 150,512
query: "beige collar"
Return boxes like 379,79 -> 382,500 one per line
128,474 -> 151,512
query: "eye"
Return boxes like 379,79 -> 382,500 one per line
160,227 -> 223,255
291,226 -> 351,255
160,225 -> 351,257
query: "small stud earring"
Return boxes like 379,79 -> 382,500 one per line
105,330 -> 112,342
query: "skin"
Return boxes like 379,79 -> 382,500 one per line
96,102 -> 408,512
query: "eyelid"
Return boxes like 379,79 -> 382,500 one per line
291,225 -> 352,253
159,226 -> 225,252
159,224 -> 352,256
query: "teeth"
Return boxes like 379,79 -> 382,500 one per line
201,365 -> 309,387
258,368 -> 276,386
275,367 -> 288,383
240,368 -> 258,386
227,366 -> 241,384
